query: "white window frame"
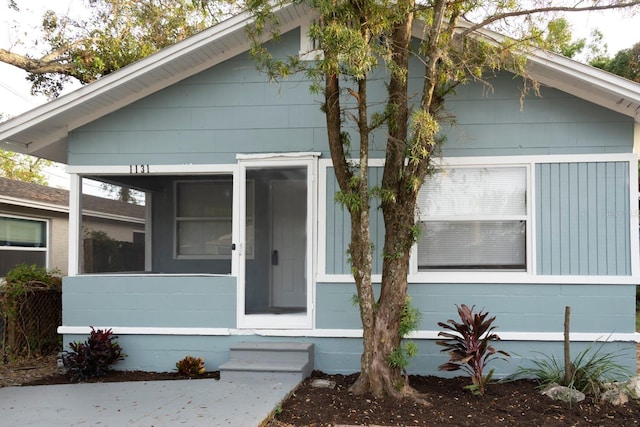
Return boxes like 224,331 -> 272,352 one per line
0,213 -> 50,270
410,159 -> 533,281
174,178 -> 234,260
414,164 -> 530,273
173,178 -> 255,260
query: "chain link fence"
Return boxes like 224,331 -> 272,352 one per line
1,280 -> 62,358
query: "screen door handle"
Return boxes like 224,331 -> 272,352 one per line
272,250 -> 279,265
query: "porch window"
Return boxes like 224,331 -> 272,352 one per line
176,179 -> 233,258
0,215 -> 48,276
416,166 -> 527,270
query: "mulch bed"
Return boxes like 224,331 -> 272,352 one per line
271,371 -> 640,426
23,369 -> 219,386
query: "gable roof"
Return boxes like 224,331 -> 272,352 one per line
0,3 -> 639,164
0,176 -> 145,223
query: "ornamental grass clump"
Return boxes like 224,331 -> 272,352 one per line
64,327 -> 125,382
437,304 -> 510,396
176,355 -> 206,376
511,341 -> 631,398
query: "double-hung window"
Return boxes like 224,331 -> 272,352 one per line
175,177 -> 254,259
0,215 -> 48,276
416,166 -> 528,271
175,178 -> 233,259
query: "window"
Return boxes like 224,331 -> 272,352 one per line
416,166 -> 527,271
176,178 -> 233,258
0,215 -> 48,276
175,178 -> 254,259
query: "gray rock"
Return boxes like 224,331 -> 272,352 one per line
600,387 -> 630,406
541,383 -> 585,403
311,379 -> 336,389
627,376 -> 640,399
599,376 -> 640,405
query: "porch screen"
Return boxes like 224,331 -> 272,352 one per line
416,166 -> 527,270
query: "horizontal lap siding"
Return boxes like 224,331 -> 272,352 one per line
536,162 -> 631,275
68,31 -> 330,166
317,282 -> 636,333
440,75 -> 634,156
62,275 -> 236,327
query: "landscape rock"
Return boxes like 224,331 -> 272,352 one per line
541,383 -> 585,403
311,379 -> 336,389
627,376 -> 640,399
600,376 -> 640,405
601,387 -> 630,406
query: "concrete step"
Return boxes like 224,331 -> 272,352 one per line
219,342 -> 314,381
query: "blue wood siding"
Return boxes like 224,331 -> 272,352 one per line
436,74 -> 634,157
317,282 -> 636,333
68,30 -> 330,166
63,275 -> 237,327
325,167 -> 385,274
62,278 -> 636,374
67,32 -> 634,167
536,162 -> 631,275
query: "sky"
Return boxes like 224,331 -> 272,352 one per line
0,1 -> 639,189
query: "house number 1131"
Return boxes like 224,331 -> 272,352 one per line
129,164 -> 150,174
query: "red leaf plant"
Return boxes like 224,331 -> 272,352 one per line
436,304 -> 510,395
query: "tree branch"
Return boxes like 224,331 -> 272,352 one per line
458,1 -> 640,39
0,49 -> 77,78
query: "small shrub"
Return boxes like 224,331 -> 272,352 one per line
387,297 -> 421,373
64,327 -> 125,382
511,341 -> 631,397
176,355 -> 205,376
437,304 -> 510,396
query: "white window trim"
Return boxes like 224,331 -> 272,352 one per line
66,164 -> 239,276
317,153 -> 640,284
0,213 -> 50,271
174,178 -> 234,260
413,164 -> 531,273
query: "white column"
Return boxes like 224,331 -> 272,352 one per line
67,174 -> 82,276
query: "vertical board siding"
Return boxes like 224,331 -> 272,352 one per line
536,162 -> 630,275
325,167 -> 385,275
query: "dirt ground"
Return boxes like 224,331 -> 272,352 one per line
1,347 -> 639,426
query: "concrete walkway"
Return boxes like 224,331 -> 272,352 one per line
0,374 -> 300,426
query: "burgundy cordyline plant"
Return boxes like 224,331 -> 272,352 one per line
437,304 -> 510,395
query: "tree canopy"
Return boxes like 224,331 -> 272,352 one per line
1,0 -> 240,97
593,42 -> 640,82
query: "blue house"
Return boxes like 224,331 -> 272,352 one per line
0,4 -> 638,375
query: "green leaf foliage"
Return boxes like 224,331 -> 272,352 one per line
510,341 -> 631,398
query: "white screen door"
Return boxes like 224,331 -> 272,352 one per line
237,156 -> 315,329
